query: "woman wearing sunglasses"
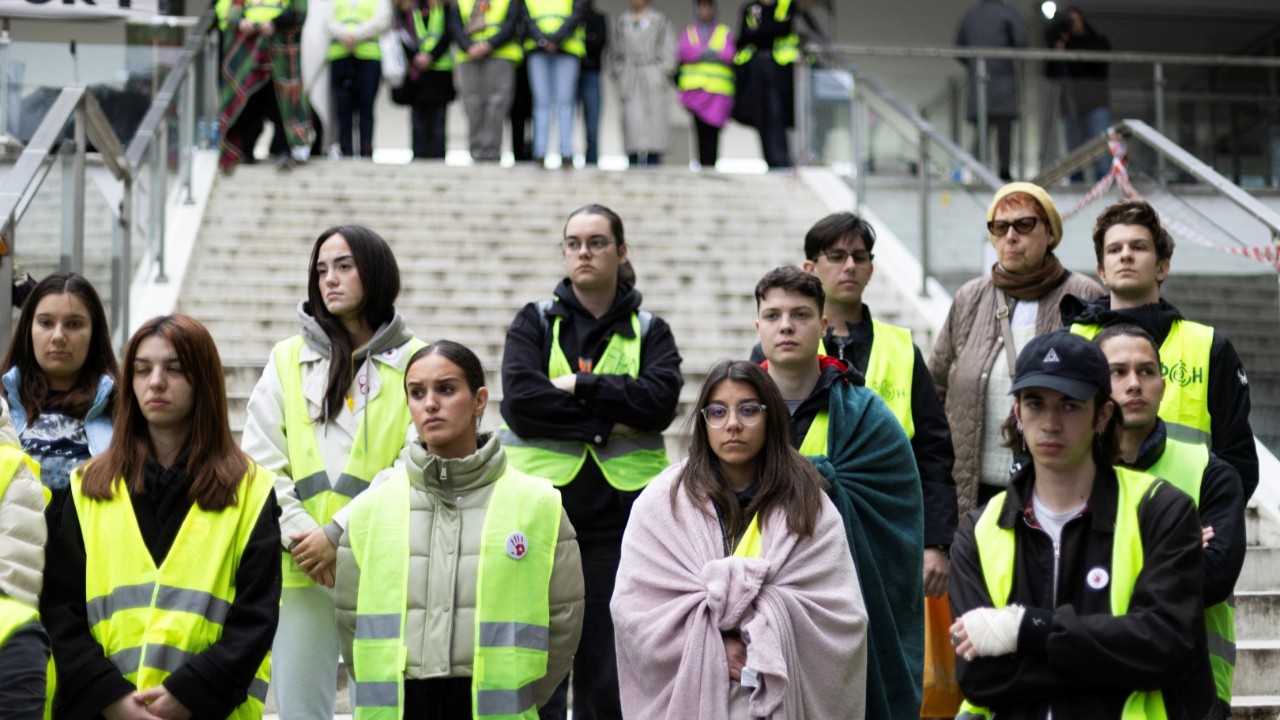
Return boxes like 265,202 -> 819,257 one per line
928,182 -> 1102,521
612,359 -> 866,719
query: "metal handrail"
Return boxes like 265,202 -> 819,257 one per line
824,42 -> 1280,69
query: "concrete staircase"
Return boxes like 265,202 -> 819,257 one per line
1235,517 -> 1280,719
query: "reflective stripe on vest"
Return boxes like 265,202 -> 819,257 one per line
243,0 -> 287,24
522,0 -> 585,57
329,0 -> 383,61
455,0 -> 524,63
72,465 -> 275,719
733,0 -> 798,66
961,469 -> 1168,719
413,7 -> 455,71
348,467 -> 560,720
1143,439 -> 1235,703
500,309 -> 668,492
1071,320 -> 1213,446
678,24 -> 734,96
274,335 -> 424,588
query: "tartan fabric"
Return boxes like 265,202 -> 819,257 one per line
219,0 -> 312,166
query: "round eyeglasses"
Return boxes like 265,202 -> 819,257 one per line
701,402 -> 767,429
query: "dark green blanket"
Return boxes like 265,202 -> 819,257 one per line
807,379 -> 925,720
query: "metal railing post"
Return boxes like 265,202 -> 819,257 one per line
118,181 -> 133,344
918,128 -> 930,297
0,21 -> 10,140
976,56 -> 989,169
149,125 -> 169,283
795,60 -> 811,165
850,83 -> 863,209
1154,62 -> 1167,184
180,63 -> 196,204
62,104 -> 87,274
0,246 -> 11,343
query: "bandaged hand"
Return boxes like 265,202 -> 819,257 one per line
960,605 -> 1025,658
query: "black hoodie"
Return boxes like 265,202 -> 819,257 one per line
500,279 -> 683,542
1061,294 -> 1257,500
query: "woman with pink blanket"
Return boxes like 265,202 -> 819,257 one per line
612,360 -> 868,720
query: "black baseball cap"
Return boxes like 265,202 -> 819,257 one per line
1010,331 -> 1110,401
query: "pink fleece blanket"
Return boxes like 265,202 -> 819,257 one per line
612,464 -> 869,719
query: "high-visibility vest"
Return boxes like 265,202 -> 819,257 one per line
329,0 -> 384,61
732,513 -> 763,558
1142,438 -> 1235,704
733,0 -> 799,66
1071,319 -> 1213,448
71,464 -> 276,720
242,0 -> 287,25
798,409 -> 828,457
347,465 -> 561,720
499,306 -> 669,492
455,0 -> 524,63
678,24 -> 734,97
522,0 -> 585,57
818,319 -> 915,438
957,468 -> 1169,720
413,6 -> 455,71
274,335 -> 425,588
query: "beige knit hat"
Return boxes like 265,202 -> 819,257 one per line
986,182 -> 1063,250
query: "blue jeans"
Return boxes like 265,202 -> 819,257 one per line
527,51 -> 580,160
578,69 -> 602,165
1064,105 -> 1113,182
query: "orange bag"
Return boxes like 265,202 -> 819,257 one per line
920,593 -> 964,718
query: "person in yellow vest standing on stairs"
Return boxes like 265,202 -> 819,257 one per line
500,204 -> 683,720
42,315 -> 281,720
327,0 -> 391,157
445,0 -> 523,161
336,340 -> 584,719
677,0 -> 735,170
1097,324 -> 1246,718
0,398 -> 48,719
520,0 -> 585,166
241,226 -> 425,720
732,0 -> 797,168
949,331 -> 1217,719
391,0 -> 456,159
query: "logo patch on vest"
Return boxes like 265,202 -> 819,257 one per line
1086,566 -> 1109,591
506,531 -> 528,560
872,379 -> 908,401
1043,348 -> 1061,363
1162,360 -> 1204,388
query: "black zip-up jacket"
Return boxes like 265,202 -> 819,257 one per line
42,460 -> 282,720
579,3 -> 607,72
949,463 -> 1217,720
1120,419 -> 1246,607
751,309 -> 957,547
500,279 -> 683,542
1060,294 -> 1257,501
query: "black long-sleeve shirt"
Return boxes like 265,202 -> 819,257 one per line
42,460 -> 281,720
580,4 -> 607,72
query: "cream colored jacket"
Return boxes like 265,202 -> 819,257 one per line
0,397 -> 45,608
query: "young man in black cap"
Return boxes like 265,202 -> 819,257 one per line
949,330 -> 1217,720
1063,198 -> 1257,500
1097,323 -> 1245,715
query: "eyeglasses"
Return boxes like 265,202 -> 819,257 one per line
701,402 -> 767,429
561,238 -> 613,254
987,216 -> 1040,236
820,249 -> 874,265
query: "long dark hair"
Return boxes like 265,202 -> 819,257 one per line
1001,388 -> 1124,468
307,226 -> 401,420
672,360 -> 827,539
1,272 -> 118,424
81,315 -> 249,511
565,203 -> 637,286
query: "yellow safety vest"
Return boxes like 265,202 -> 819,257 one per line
499,309 -> 669,492
242,0 -> 287,25
732,513 -> 763,559
71,464 -> 276,720
274,335 -> 425,588
1142,438 -> 1235,704
522,0 -> 585,57
455,0 -> 524,63
819,319 -> 915,439
1071,320 -> 1213,448
347,466 -> 561,720
413,6 -> 455,71
957,468 -> 1169,720
329,0 -> 383,61
733,0 -> 798,66
798,409 -> 828,457
678,24 -> 735,97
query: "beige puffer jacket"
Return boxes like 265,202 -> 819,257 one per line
0,397 -> 45,608
336,433 -> 584,706
927,271 -> 1103,518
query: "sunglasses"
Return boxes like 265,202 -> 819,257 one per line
986,216 -> 1040,235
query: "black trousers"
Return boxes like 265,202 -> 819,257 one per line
694,116 -> 720,168
412,102 -> 448,159
0,621 -> 49,719
538,538 -> 623,720
229,78 -> 289,161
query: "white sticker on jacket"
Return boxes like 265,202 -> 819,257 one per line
1086,566 -> 1109,590
507,532 -> 528,560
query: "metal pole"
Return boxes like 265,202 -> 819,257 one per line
850,83 -> 862,209
118,182 -> 132,344
976,56 -> 989,169
180,63 -> 196,204
149,126 -> 169,283
61,106 -> 87,274
1016,58 -> 1026,180
1154,62 -> 1166,184
0,244 -> 12,344
795,60 -> 811,165
918,129 -> 931,297
855,90 -> 869,211
0,20 -> 10,142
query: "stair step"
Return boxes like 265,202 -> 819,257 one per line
1239,548 -> 1280,592
1236,640 -> 1280,697
1231,696 -> 1280,720
1238,591 -> 1280,639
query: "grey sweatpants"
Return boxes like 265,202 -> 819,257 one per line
456,56 -> 516,161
